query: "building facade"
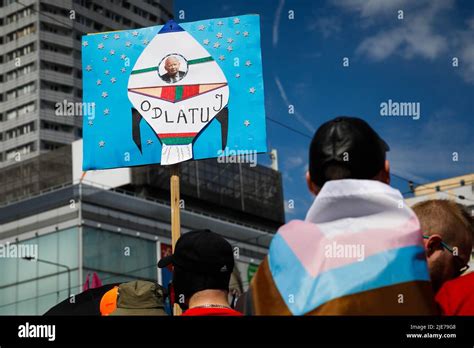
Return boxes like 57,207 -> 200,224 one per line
0,142 -> 284,315
0,0 -> 173,167
0,181 -> 276,315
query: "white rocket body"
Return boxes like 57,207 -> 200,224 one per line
128,27 -> 229,165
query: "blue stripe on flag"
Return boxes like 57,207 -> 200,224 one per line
268,234 -> 430,315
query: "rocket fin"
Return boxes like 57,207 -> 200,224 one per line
132,108 -> 143,153
215,107 -> 229,150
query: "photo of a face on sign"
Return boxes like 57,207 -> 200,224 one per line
158,54 -> 188,84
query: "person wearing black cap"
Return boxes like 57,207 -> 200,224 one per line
306,116 -> 390,195
158,229 -> 242,316
238,116 -> 437,315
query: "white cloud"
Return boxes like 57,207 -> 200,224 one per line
331,0 -> 474,83
310,16 -> 342,38
332,0 -> 411,17
284,155 -> 304,170
454,17 -> 474,83
353,0 -> 452,61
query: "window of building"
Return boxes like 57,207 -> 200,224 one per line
6,5 -> 33,24
41,120 -> 73,133
6,24 -> 36,42
5,122 -> 35,140
6,83 -> 36,100
6,43 -> 35,61
6,63 -> 35,81
0,228 -> 80,315
6,142 -> 34,160
6,110 -> 18,120
40,141 -> 62,151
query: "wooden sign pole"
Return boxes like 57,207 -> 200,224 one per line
170,164 -> 182,316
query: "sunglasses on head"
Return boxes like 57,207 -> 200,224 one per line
423,235 -> 470,275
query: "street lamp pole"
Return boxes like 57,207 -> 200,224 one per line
22,257 -> 71,298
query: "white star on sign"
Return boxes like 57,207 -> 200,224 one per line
102,57 -> 108,62
249,87 -> 256,94
146,139 -> 153,145
120,54 -> 126,60
143,39 -> 149,45
243,31 -> 249,37
132,31 -> 139,36
203,39 -> 210,45
110,77 -> 117,83
96,79 -> 102,85
103,108 -> 110,115
104,69 -> 110,75
99,140 -> 105,147
227,38 -> 233,43
234,18 -> 240,24
86,65 -> 92,71
217,21 -> 223,26
244,120 -> 250,127
235,30 -> 240,35
213,42 -> 220,48
216,32 -> 223,39
219,55 -> 225,61
82,41 -> 88,47
109,49 -> 115,55
103,34 -> 109,39
88,120 -> 93,126
125,41 -> 131,47
101,91 -> 108,98
114,34 -> 120,40
198,25 -> 205,31
121,67 -> 126,73
98,43 -> 104,49
245,60 -> 252,67
227,46 -> 233,52
235,73 -> 240,78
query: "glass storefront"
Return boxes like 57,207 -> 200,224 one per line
0,225 -> 257,315
82,227 -> 158,285
0,227 -> 80,315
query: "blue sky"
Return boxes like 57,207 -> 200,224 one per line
174,0 -> 474,220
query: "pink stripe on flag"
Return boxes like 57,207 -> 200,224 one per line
278,216 -> 422,278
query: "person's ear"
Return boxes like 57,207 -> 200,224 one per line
306,171 -> 320,195
425,234 -> 443,257
375,160 -> 391,185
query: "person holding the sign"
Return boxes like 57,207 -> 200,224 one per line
158,229 -> 242,316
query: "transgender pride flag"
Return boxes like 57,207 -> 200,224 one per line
247,180 -> 437,315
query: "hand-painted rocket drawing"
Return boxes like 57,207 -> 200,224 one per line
128,20 -> 229,165
81,15 -> 266,171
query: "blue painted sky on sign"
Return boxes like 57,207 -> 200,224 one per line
82,15 -> 266,170
175,0 -> 474,221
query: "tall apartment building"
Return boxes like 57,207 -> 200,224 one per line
0,0 -> 173,167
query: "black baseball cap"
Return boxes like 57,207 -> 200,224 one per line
309,116 -> 390,187
157,229 -> 234,275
